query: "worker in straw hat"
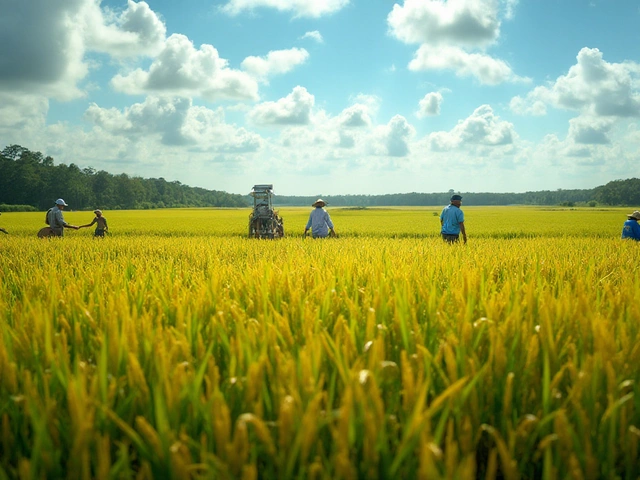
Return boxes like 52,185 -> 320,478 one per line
621,210 -> 640,241
304,198 -> 337,238
80,209 -> 109,237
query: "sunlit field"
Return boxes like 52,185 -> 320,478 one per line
1,207 -> 639,479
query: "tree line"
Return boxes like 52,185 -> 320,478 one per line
0,145 -> 247,210
272,179 -> 640,207
1,144 -> 638,211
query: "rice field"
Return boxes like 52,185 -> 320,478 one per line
1,206 -> 639,479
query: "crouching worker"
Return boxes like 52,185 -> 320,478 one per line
47,199 -> 79,236
80,209 -> 108,237
621,210 -> 640,241
304,198 -> 337,238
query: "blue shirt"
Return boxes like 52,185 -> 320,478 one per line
440,204 -> 464,235
622,219 -> 640,241
305,207 -> 334,237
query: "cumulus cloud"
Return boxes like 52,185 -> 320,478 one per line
0,93 -> 49,130
568,116 -> 613,144
428,104 -> 516,151
512,48 -> 640,117
83,0 -> 166,58
417,92 -> 443,117
248,86 -> 314,125
388,0 -> 501,48
0,0 -> 166,100
220,0 -> 350,18
84,96 -> 262,151
111,34 -> 259,101
0,0 -> 88,100
300,31 -> 324,43
388,0 -> 525,85
241,48 -> 309,81
371,115 -> 416,157
409,45 -> 526,85
509,91 -> 547,115
338,104 -> 373,127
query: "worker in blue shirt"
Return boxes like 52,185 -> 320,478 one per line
440,194 -> 467,243
304,199 -> 336,238
621,210 -> 640,241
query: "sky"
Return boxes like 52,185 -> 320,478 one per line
1,0 -> 640,196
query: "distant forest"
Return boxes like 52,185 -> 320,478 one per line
0,145 -> 246,211
273,178 -> 640,207
1,144 -> 638,211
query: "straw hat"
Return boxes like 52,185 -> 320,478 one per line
94,209 -> 102,215
312,198 -> 327,207
627,210 -> 640,220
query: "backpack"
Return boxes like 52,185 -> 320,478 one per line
45,208 -> 52,225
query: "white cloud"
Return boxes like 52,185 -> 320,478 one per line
513,48 -> 640,118
568,116 -> 613,144
84,96 -> 262,151
388,0 -> 526,85
0,0 -> 167,101
388,0 -> 502,48
509,91 -> 547,115
248,86 -> 314,125
371,115 -> 416,157
220,0 -> 350,18
409,45 -> 527,85
83,0 -> 166,58
338,104 -> 373,127
417,92 -> 443,118
300,31 -> 324,43
111,34 -> 259,101
0,0 -> 88,100
0,93 -> 49,130
428,104 -> 516,151
241,48 -> 309,81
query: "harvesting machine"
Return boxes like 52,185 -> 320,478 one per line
248,184 -> 284,239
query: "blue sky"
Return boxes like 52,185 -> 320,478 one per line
1,0 -> 639,195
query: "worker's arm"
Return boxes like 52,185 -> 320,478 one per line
459,222 -> 467,244
79,218 -> 97,229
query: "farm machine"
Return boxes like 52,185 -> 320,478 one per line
248,184 -> 284,239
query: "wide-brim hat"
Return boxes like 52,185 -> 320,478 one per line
627,210 -> 640,220
450,194 -> 462,201
312,198 -> 327,207
55,198 -> 68,206
94,209 -> 102,214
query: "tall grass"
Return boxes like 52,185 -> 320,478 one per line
0,207 -> 639,478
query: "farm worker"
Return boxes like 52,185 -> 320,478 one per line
440,194 -> 467,244
621,210 -> 640,241
47,198 -> 79,236
0,212 -> 7,234
80,209 -> 109,237
304,198 -> 337,238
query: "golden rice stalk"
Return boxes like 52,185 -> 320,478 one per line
135,416 -> 164,460
126,353 -> 149,404
237,413 -> 276,457
481,425 -> 518,480
278,395 -> 297,452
